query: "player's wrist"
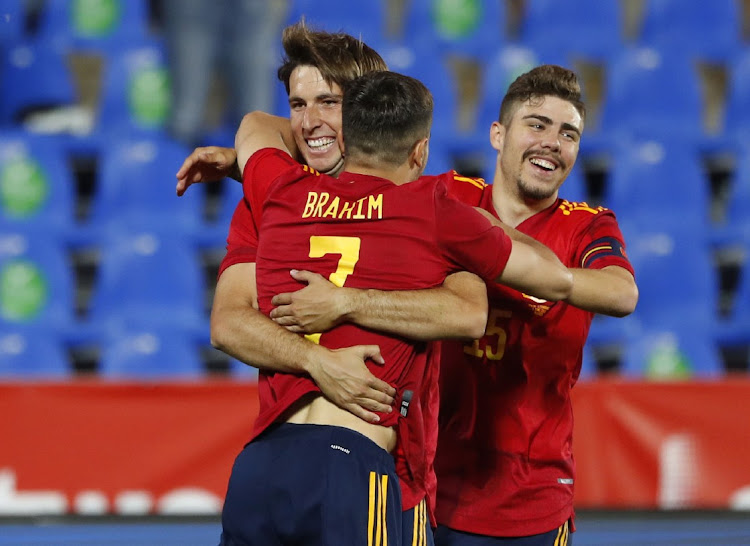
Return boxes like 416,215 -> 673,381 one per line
336,287 -> 359,323
302,343 -> 330,378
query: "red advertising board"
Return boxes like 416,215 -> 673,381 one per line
1,378 -> 749,514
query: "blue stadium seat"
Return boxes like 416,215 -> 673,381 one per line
285,0 -> 387,46
638,0 -> 741,63
98,324 -> 204,379
37,0 -> 150,51
712,143 -> 750,247
520,0 -> 624,63
88,230 -> 207,337
0,131 -> 78,242
620,326 -> 724,379
0,233 -> 76,333
600,47 -> 704,141
0,0 -> 26,48
720,257 -> 750,346
622,225 -> 719,332
604,138 -> 712,233
376,41 -> 460,158
0,40 -> 77,126
402,0 -> 505,60
87,136 -> 204,242
95,40 -> 172,138
0,328 -> 72,378
723,47 -> 750,150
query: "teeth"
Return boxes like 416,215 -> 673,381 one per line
530,158 -> 555,171
307,137 -> 335,150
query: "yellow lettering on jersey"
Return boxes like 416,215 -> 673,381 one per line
302,192 -> 384,220
302,192 -> 317,218
559,200 -> 606,216
339,199 -> 356,219
322,196 -> 340,218
353,196 -> 368,219
368,194 -> 383,219
312,192 -> 330,217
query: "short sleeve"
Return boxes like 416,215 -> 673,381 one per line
575,212 -> 634,276
243,148 -> 301,221
432,182 -> 512,282
218,198 -> 258,278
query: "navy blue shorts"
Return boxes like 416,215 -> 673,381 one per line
402,499 -> 435,546
434,520 -> 571,546
219,423 -> 403,546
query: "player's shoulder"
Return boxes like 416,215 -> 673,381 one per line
554,199 -> 616,223
426,170 -> 488,206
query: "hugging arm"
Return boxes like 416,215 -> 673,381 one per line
210,262 -> 396,423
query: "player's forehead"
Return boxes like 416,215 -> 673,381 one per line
288,65 -> 343,102
512,95 -> 583,130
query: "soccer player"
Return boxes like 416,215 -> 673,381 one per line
219,70 -> 574,545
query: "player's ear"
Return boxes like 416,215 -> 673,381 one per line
490,121 -> 505,152
410,137 -> 429,171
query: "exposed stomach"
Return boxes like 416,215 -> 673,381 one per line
281,392 -> 397,452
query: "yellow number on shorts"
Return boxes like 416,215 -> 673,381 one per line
305,236 -> 362,344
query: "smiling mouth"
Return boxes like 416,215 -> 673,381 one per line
529,157 -> 557,171
307,137 -> 336,152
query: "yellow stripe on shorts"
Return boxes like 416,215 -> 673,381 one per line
368,472 -> 389,546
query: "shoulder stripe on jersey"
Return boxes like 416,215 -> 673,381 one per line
302,165 -> 320,176
453,173 -> 487,190
558,200 -> 607,216
581,236 -> 627,268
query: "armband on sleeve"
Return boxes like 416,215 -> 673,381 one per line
580,237 -> 627,268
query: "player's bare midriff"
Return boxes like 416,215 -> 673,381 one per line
282,393 -> 397,452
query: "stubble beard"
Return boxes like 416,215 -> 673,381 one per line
516,176 -> 557,201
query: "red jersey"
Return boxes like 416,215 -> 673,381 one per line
435,178 -> 634,536
234,149 -> 512,517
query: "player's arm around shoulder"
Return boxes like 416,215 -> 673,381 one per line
270,269 -> 488,342
474,209 -> 573,302
211,263 -> 396,423
235,111 -> 298,174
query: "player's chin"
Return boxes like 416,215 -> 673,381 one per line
308,156 -> 343,175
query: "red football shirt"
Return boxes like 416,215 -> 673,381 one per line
435,179 -> 635,537
236,148 -> 512,517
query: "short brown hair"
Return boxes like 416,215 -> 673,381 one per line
277,21 -> 388,95
498,65 -> 586,126
342,71 -> 433,167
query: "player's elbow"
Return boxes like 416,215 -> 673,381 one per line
609,282 -> 639,318
545,268 -> 574,302
210,309 -> 232,353
463,306 -> 489,340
